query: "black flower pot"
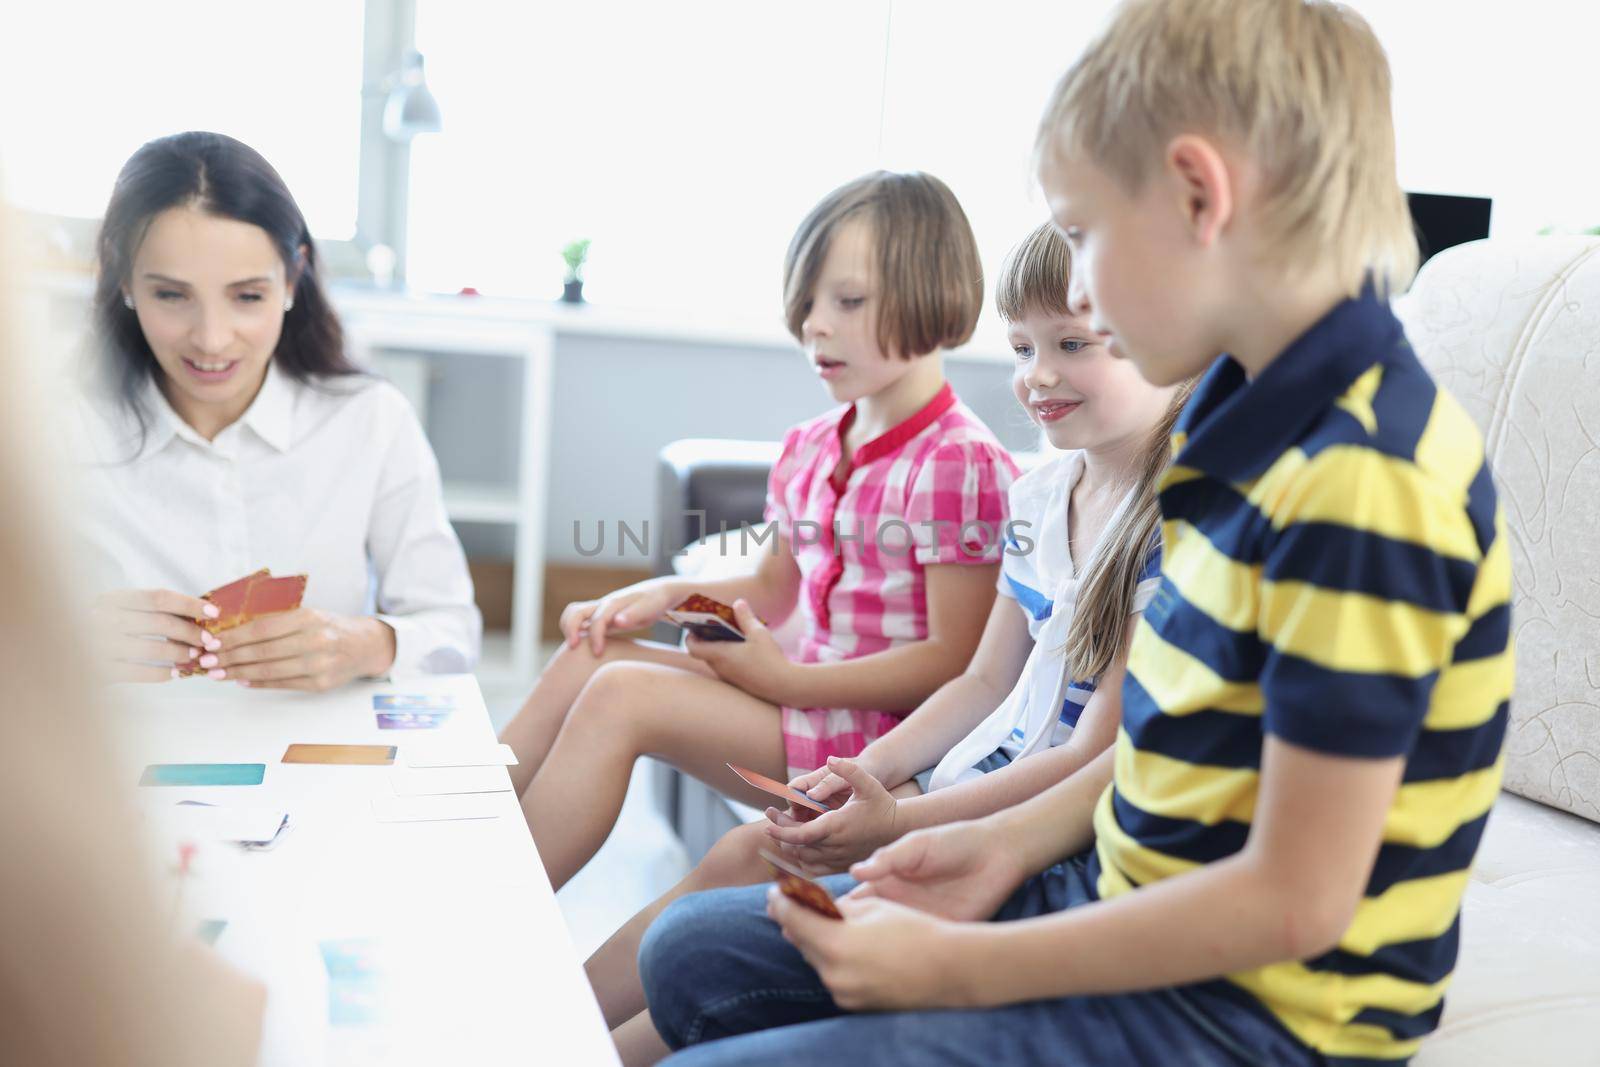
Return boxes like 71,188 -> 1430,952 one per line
561,280 -> 584,303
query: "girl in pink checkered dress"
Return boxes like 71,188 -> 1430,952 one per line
500,172 -> 1018,899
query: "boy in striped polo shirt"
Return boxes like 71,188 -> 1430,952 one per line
637,1 -> 1513,1064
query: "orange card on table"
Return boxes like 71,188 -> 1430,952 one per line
282,744 -> 396,766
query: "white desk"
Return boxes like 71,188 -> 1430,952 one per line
110,674 -> 619,1067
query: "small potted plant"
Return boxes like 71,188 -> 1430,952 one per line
561,238 -> 591,303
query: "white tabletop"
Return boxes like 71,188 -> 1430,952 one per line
109,674 -> 620,1067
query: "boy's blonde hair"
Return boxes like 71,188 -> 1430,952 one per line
783,171 -> 983,359
997,223 -> 1192,682
1037,0 -> 1419,297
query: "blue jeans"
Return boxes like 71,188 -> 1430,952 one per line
640,853 -> 1325,1066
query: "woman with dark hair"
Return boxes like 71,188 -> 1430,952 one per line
78,131 -> 480,689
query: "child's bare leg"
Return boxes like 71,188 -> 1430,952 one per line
522,662 -> 790,891
613,1009 -> 670,1067
588,820 -> 775,1028
499,638 -> 711,795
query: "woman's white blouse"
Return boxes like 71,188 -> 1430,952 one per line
71,362 -> 482,676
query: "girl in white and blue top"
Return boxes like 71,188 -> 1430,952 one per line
917,448 -> 1163,793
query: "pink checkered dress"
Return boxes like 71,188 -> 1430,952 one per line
764,382 -> 1019,778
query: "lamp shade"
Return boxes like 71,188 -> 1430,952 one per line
384,51 -> 442,142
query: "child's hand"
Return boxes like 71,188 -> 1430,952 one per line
768,888 -> 971,1011
786,760 -> 857,809
846,819 -> 1026,923
764,757 -> 901,873
560,581 -> 678,656
685,599 -> 797,704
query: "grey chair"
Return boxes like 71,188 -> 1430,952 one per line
651,439 -> 782,860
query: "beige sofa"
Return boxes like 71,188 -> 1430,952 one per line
1399,236 -> 1600,1065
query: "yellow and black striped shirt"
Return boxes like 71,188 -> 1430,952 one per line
1089,286 -> 1512,1064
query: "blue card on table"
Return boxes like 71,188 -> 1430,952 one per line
372,694 -> 455,711
376,711 -> 450,729
140,763 -> 266,787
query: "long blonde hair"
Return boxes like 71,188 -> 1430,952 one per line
996,223 -> 1193,681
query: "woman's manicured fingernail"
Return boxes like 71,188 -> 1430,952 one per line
188,647 -> 199,659
170,668 -> 180,679
207,668 -> 226,680
199,654 -> 218,668
203,604 -> 220,618
237,680 -> 251,688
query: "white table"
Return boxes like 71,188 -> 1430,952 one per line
110,674 -> 620,1067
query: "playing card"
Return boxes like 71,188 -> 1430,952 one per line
388,766 -> 512,797
241,573 -> 307,617
140,763 -> 266,787
403,743 -> 519,769
372,694 -> 456,711
171,800 -> 288,843
665,594 -> 746,642
319,937 -> 382,1026
760,849 -> 843,920
727,763 -> 838,815
282,744 -> 396,766
371,794 -> 503,823
179,568 -> 307,676
376,711 -> 450,729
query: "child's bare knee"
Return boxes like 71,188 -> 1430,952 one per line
696,822 -> 773,887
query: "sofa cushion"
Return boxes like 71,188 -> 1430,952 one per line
1399,237 -> 1600,825
1416,792 -> 1600,1065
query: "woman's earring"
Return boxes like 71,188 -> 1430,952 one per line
283,297 -> 294,312
122,294 -> 135,310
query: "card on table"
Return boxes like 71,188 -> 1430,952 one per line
403,742 -> 519,769
376,711 -> 450,730
319,937 -> 382,1026
372,694 -> 456,711
282,744 -> 396,766
759,849 -> 844,920
727,763 -> 838,815
389,765 -> 512,797
371,794 -> 503,823
140,763 -> 266,787
172,800 -> 288,844
665,593 -> 746,642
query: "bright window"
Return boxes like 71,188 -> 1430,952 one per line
0,0 -> 365,239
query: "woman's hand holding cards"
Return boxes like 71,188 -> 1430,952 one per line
684,599 -> 798,704
90,588 -> 221,682
764,756 -> 902,873
210,609 -> 395,691
847,818 -> 1027,923
768,887 -> 973,1011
